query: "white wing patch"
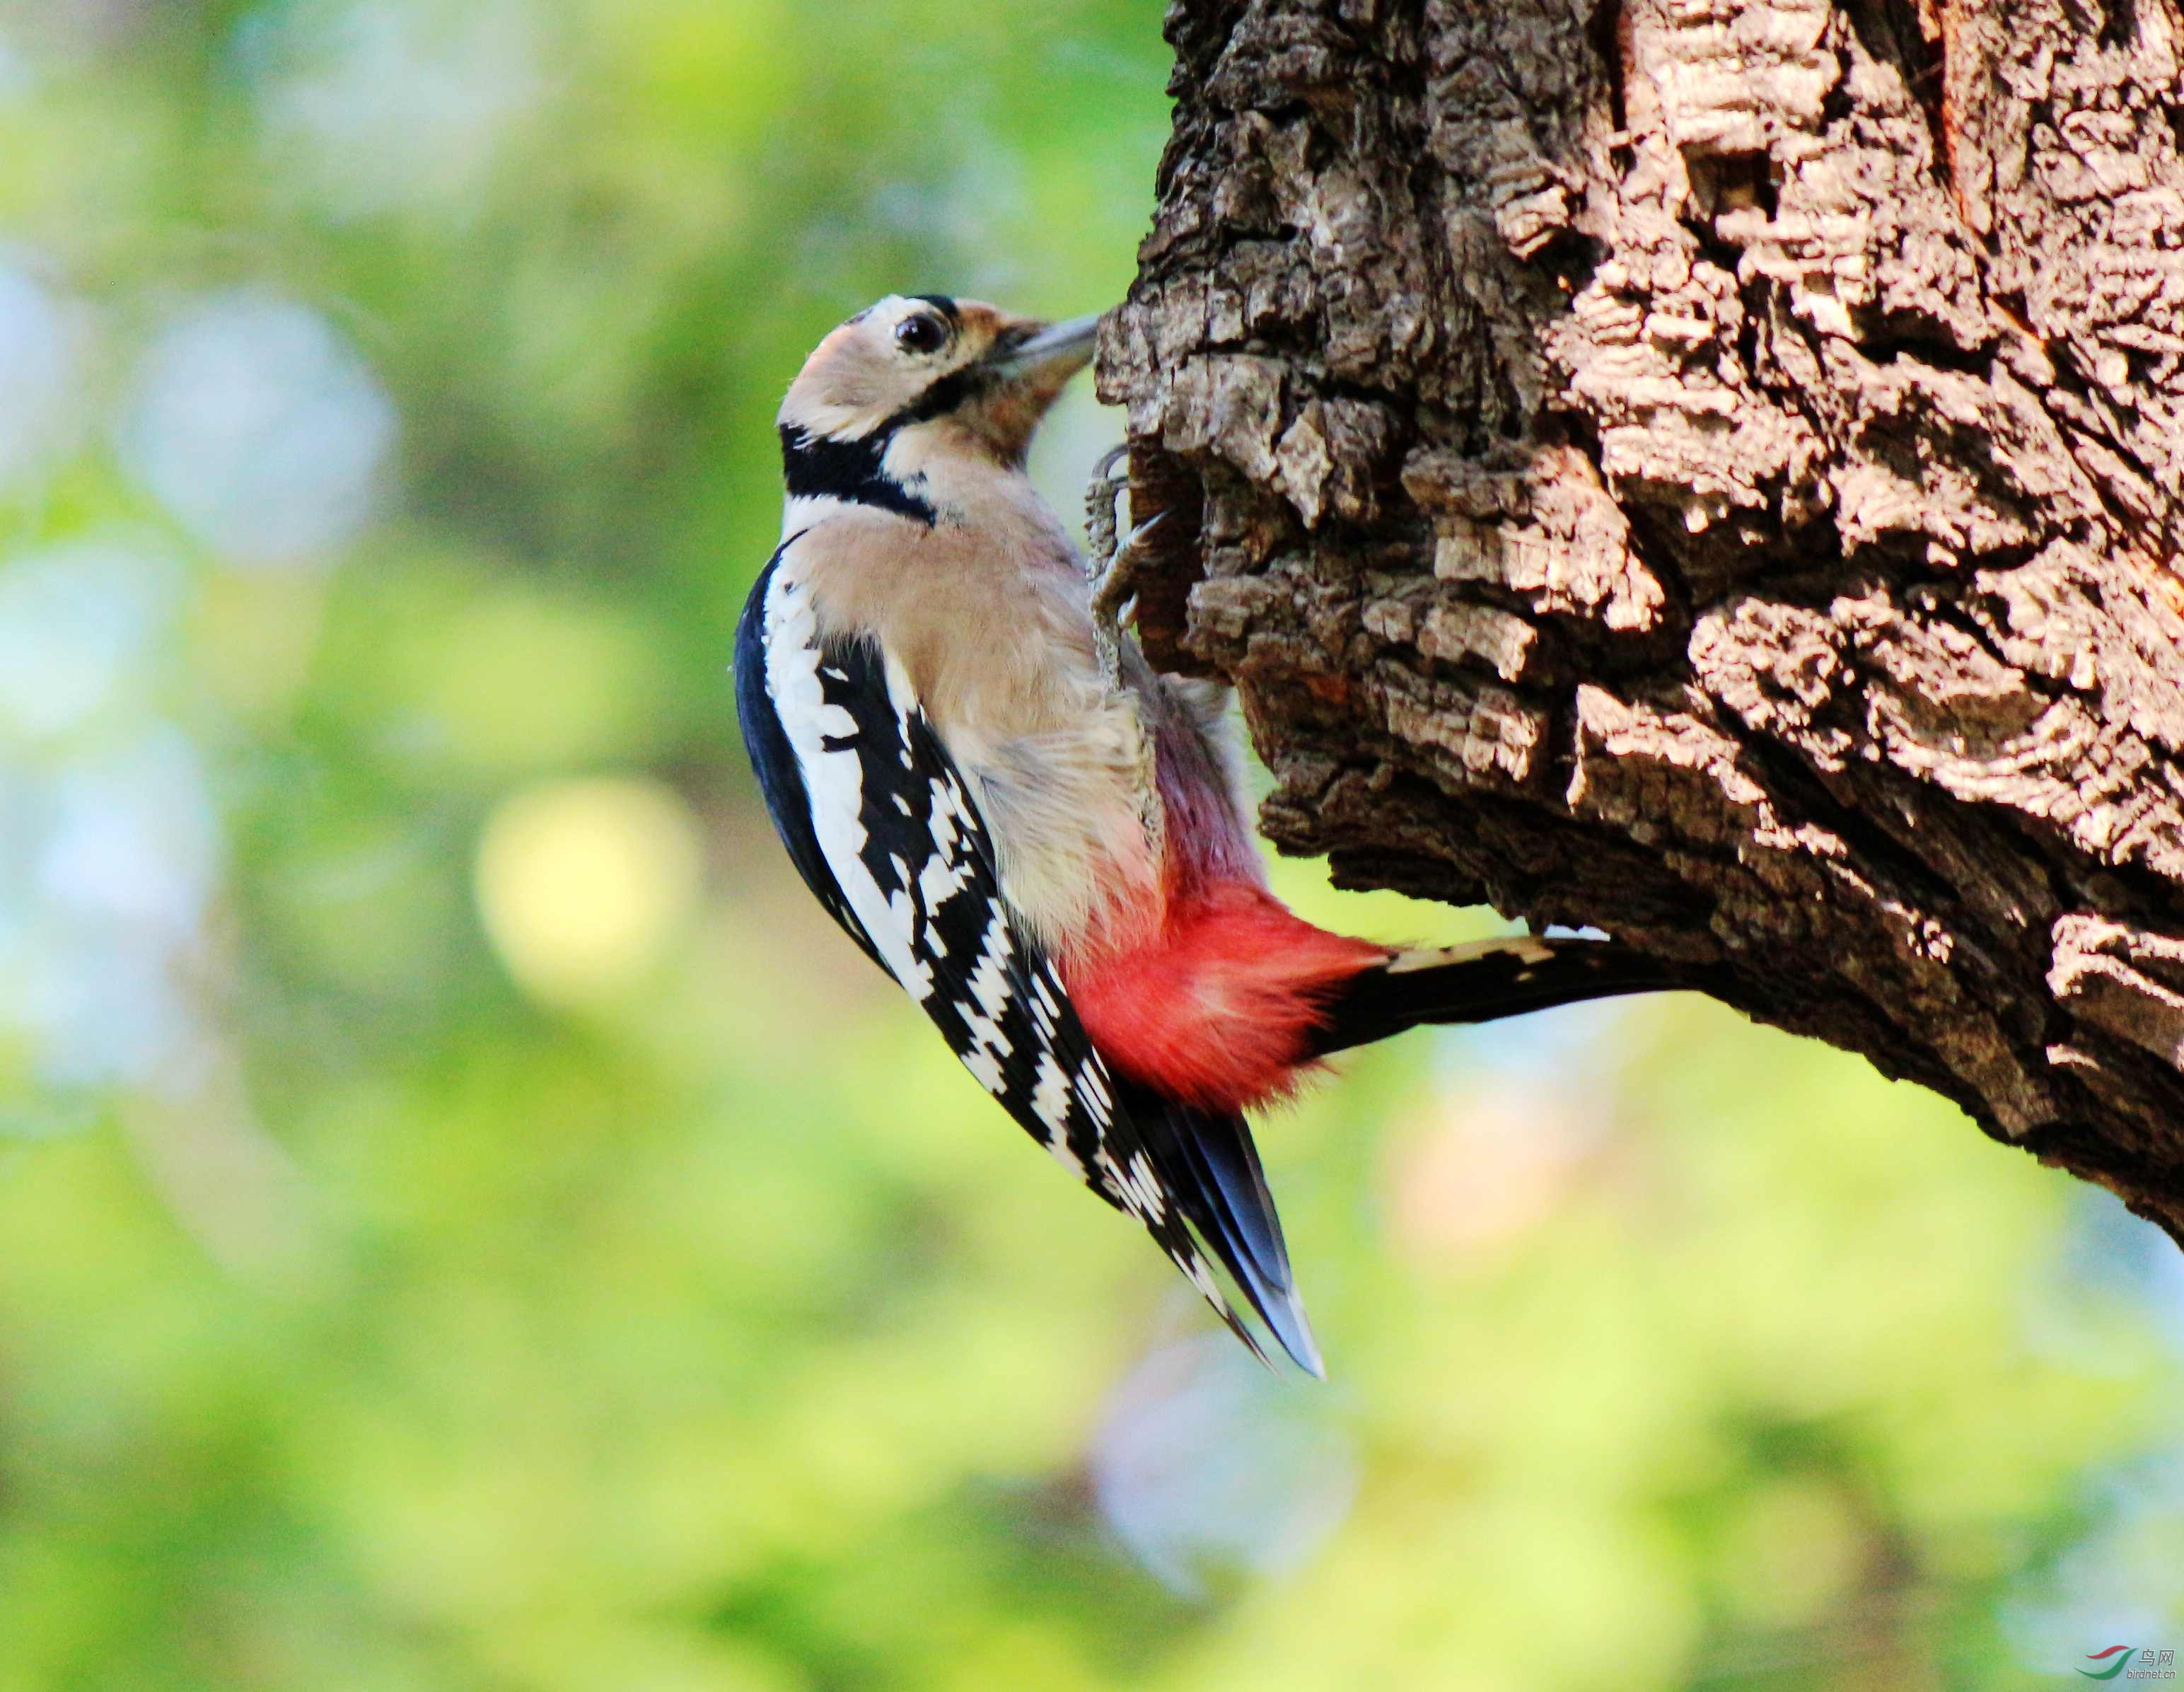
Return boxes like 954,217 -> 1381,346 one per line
762,566 -> 936,1002
953,910 -> 1018,1098
1031,1055 -> 1076,1148
916,769 -> 978,932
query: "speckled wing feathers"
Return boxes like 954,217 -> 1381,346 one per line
737,545 -> 1315,1370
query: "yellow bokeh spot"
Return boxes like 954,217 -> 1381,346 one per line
1717,1477 -> 1868,1628
475,776 -> 703,1007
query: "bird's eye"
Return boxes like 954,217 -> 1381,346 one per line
894,313 -> 948,355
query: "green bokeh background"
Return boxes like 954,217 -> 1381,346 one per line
1,2 -> 2180,1687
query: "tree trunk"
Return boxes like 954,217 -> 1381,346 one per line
1096,0 -> 2184,1239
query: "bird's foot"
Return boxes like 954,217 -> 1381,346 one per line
1082,444 -> 1166,690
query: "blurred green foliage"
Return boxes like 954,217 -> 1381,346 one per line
0,1 -> 2180,1687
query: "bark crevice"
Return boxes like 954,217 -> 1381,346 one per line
1101,0 -> 2184,1237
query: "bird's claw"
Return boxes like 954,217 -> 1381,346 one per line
1083,449 -> 1166,690
1093,513 -> 1167,627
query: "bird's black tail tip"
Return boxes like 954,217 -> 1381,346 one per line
1306,933 -> 1678,1060
1268,1292 -> 1328,1379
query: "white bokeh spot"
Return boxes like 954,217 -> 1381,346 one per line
117,289 -> 395,568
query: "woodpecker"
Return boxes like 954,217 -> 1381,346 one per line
736,294 -> 1672,1373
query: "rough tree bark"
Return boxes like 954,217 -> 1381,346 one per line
1096,0 -> 2184,1239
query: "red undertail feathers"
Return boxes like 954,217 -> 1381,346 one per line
1062,882 -> 1388,1113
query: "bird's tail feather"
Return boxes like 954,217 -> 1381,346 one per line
1304,935 -> 1677,1060
1120,1077 -> 1325,1377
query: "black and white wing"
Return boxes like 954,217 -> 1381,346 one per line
736,547 -> 1320,1373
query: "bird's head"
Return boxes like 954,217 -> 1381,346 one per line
777,295 -> 1098,520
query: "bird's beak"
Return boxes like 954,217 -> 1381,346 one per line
958,311 -> 1102,463
984,313 -> 1101,383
